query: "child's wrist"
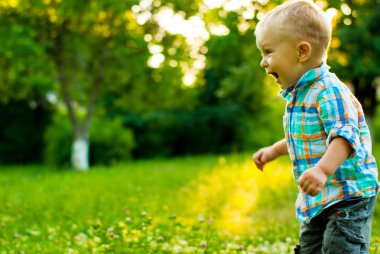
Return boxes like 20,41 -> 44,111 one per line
315,164 -> 331,178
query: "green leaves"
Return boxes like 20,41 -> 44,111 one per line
329,0 -> 380,117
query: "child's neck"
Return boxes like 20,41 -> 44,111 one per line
302,57 -> 324,75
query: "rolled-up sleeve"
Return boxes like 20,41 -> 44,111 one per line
317,86 -> 365,162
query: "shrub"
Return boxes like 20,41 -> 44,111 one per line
0,99 -> 52,164
124,105 -> 242,158
89,117 -> 135,165
43,114 -> 72,167
372,106 -> 380,143
44,114 -> 134,167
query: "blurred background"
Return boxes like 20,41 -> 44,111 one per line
0,0 -> 379,170
2,2 -> 380,252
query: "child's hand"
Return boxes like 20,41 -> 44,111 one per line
298,166 -> 328,196
252,146 -> 279,171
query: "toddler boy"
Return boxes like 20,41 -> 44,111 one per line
252,1 -> 379,253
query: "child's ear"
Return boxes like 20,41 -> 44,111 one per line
297,42 -> 311,62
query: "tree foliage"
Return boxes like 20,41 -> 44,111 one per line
329,0 -> 380,117
1,0 -> 377,166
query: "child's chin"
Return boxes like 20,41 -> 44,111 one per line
279,83 -> 292,89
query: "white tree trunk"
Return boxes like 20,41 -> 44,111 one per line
72,138 -> 89,171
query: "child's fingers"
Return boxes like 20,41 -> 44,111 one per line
253,149 -> 265,162
299,173 -> 322,196
252,151 -> 264,170
253,151 -> 264,162
256,162 -> 264,171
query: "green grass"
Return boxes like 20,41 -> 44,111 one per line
0,153 -> 379,253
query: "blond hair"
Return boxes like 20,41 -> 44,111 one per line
255,0 -> 332,59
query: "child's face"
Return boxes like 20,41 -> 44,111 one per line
256,26 -> 303,89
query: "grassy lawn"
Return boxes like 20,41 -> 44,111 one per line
0,153 -> 379,253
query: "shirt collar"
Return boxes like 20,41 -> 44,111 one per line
280,62 -> 330,102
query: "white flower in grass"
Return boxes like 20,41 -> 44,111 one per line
27,229 -> 41,236
66,248 -> 78,254
172,244 -> 182,252
161,243 -> 171,251
74,233 -> 88,247
179,239 -> 188,246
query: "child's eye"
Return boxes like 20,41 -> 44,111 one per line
264,49 -> 272,54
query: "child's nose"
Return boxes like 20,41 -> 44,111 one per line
260,58 -> 268,68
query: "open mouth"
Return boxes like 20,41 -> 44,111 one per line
268,72 -> 279,82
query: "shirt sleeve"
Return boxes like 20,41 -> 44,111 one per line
316,85 -> 365,162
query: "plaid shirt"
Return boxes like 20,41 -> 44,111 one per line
280,63 -> 379,223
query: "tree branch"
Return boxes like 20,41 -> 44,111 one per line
53,21 -> 80,137
83,40 -> 108,132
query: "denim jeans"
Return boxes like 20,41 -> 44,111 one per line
298,196 -> 377,254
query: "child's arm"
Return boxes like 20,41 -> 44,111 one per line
298,137 -> 352,196
252,138 -> 288,170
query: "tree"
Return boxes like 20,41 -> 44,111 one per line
0,0 -> 287,167
0,0 -> 215,168
329,0 -> 380,119
0,0 -> 147,170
